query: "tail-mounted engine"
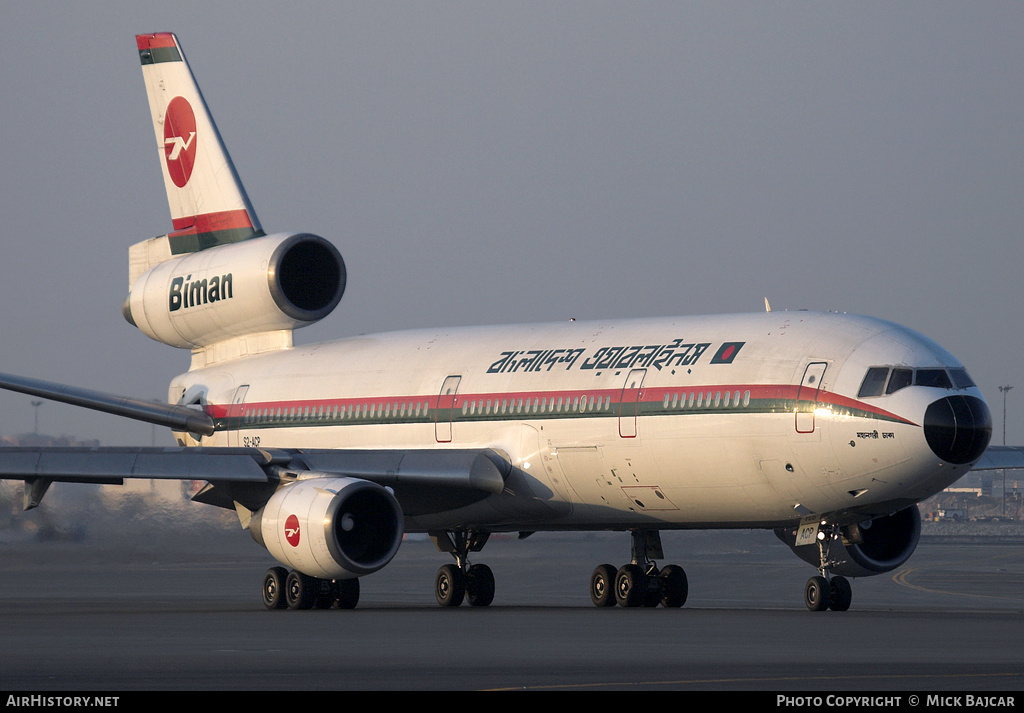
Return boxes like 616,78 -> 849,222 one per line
775,505 -> 922,577
123,232 -> 345,349
250,477 -> 404,580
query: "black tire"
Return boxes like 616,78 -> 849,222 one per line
804,575 -> 830,612
590,564 -> 617,607
435,563 -> 465,607
828,575 -> 852,611
286,570 -> 318,610
466,564 -> 495,607
615,564 -> 646,608
262,566 -> 288,610
313,580 -> 335,609
658,564 -> 688,608
333,578 -> 360,610
643,569 -> 662,607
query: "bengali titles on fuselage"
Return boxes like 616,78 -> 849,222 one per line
486,339 -> 743,375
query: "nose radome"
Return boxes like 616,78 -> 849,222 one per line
923,395 -> 992,464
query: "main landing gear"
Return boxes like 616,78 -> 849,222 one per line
261,566 -> 361,610
431,530 -> 495,607
590,530 -> 688,608
803,521 -> 853,612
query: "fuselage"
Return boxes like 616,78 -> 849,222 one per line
170,310 -> 991,532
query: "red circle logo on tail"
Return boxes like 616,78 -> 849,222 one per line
163,96 -> 197,187
284,514 -> 301,547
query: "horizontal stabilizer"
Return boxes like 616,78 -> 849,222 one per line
0,372 -> 215,436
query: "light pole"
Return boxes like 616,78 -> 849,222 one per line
999,385 -> 1013,517
30,400 -> 43,435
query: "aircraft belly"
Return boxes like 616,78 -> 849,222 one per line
545,413 -> 798,526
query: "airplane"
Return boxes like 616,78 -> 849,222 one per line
0,32 -> 1019,612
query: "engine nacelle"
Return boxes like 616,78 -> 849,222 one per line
123,232 -> 345,349
250,477 -> 404,580
775,506 -> 922,577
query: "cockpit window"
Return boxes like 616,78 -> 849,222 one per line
859,365 -> 976,398
949,368 -> 976,389
886,368 -> 913,394
858,367 -> 889,398
915,369 -> 952,389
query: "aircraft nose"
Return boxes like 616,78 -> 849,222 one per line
923,395 -> 992,464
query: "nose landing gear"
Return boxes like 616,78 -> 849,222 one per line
804,521 -> 852,612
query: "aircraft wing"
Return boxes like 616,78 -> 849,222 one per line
970,446 -> 1024,472
0,442 -> 507,516
0,371 -> 508,515
0,445 -> 274,510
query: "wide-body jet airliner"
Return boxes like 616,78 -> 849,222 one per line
1,33 -> 1017,612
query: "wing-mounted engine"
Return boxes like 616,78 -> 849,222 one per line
123,232 -> 345,354
775,505 -> 922,577
250,476 -> 404,580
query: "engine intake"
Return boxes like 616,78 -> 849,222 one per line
251,476 -> 404,579
268,234 -> 346,321
124,232 -> 345,349
775,506 -> 921,577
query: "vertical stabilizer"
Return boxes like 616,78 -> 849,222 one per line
136,33 -> 263,254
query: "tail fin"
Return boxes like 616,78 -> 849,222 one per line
136,33 -> 263,254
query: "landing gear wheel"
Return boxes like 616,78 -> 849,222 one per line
658,564 -> 688,608
642,566 -> 662,607
333,578 -> 360,609
828,575 -> 852,611
313,580 -> 335,609
262,566 -> 288,610
804,575 -> 831,612
435,563 -> 466,607
466,564 -> 495,607
615,564 -> 646,608
590,564 -> 617,607
286,570 -> 318,610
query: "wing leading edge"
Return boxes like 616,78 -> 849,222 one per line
969,445 -> 1024,472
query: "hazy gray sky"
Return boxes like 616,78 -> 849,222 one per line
1,2 -> 1023,446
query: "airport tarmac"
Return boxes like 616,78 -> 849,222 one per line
0,513 -> 1022,691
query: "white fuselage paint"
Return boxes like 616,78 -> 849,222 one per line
170,311 -> 977,532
